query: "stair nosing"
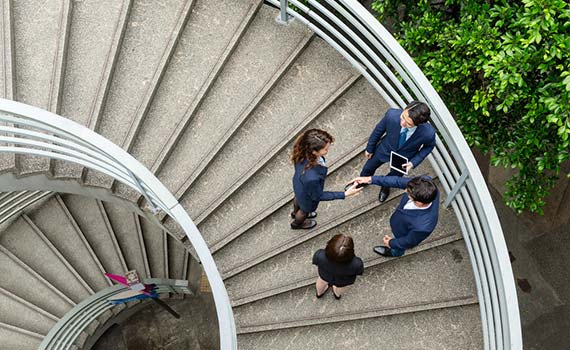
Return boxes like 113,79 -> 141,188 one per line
190,73 -> 362,228
133,214 -> 151,278
47,0 -> 72,115
236,295 -> 479,334
0,285 -> 59,322
0,321 -> 45,340
0,0 -> 15,99
98,200 -> 128,273
150,0 -> 265,175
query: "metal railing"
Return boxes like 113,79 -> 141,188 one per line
271,1 -> 521,349
38,279 -> 191,350
0,99 -> 237,350
0,190 -> 52,225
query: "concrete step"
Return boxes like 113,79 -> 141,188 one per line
27,195 -> 109,291
0,286 -> 57,336
0,246 -> 73,318
237,304 -> 482,349
213,153 -> 434,279
226,186 -> 460,306
61,195 -> 128,276
233,240 -> 477,331
138,216 -> 167,279
129,0 -> 263,173
0,323 -> 43,350
102,201 -> 150,278
172,37 -> 358,221
0,216 -> 92,303
155,2 -> 309,194
12,0 -> 71,176
195,77 -> 388,252
84,0 -> 193,188
167,234 -> 187,280
55,0 -> 132,179
0,0 -> 16,174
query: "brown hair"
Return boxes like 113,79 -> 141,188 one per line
325,234 -> 355,264
406,176 -> 438,204
405,100 -> 431,126
291,129 -> 334,170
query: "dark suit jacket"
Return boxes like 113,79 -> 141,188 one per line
312,249 -> 364,287
292,159 -> 344,212
365,108 -> 436,168
371,175 -> 439,250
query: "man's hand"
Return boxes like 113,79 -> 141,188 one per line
402,162 -> 414,171
364,151 -> 373,159
350,176 -> 372,185
383,235 -> 392,247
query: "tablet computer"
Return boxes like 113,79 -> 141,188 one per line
390,151 -> 409,175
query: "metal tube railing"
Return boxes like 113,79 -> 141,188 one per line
272,0 -> 521,348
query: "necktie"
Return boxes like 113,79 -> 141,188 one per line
398,128 -> 408,148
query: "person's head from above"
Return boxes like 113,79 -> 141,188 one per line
291,129 -> 335,169
400,101 -> 431,128
406,176 -> 438,206
325,233 -> 355,264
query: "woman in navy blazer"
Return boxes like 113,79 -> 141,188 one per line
291,129 -> 361,229
313,233 -> 364,299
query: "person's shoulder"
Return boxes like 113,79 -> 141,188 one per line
418,122 -> 436,136
385,108 -> 402,119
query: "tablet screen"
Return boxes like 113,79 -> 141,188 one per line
390,151 -> 408,175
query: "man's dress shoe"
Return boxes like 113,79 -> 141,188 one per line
378,187 -> 390,202
373,245 -> 393,257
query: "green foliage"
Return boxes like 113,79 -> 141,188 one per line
372,0 -> 570,214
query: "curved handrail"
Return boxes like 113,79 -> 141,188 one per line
39,279 -> 192,350
270,1 -> 522,349
0,100 -> 237,350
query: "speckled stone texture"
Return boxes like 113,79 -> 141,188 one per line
27,196 -> 109,291
0,327 -> 41,350
168,234 -> 187,280
139,217 -> 168,279
237,304 -> 482,350
130,0 -> 264,171
61,194 -> 126,277
224,185 -> 459,304
0,289 -> 56,335
0,217 -> 91,303
196,77 -> 388,250
172,37 -> 357,219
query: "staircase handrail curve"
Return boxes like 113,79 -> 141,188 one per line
270,0 -> 522,349
38,279 -> 192,350
0,100 -> 237,350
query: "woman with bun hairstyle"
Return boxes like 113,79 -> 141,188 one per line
291,129 -> 361,229
312,233 -> 364,299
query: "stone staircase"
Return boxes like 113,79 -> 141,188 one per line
0,1 -> 483,349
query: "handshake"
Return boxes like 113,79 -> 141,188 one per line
343,176 -> 374,196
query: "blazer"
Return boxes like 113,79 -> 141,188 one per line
365,108 -> 436,168
292,159 -> 344,212
371,175 -> 439,250
312,249 -> 364,287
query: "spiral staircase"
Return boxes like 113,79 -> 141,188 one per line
0,0 -> 520,349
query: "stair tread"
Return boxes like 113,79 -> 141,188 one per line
237,304 -> 482,349
233,240 -> 476,329
0,289 -> 56,335
139,217 -> 167,279
174,37 -> 357,219
0,325 -> 42,350
197,77 -> 387,249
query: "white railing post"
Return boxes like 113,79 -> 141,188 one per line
276,0 -> 294,25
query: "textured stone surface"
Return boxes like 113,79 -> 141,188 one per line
28,197 -> 108,291
130,0 -> 263,170
197,77 -> 388,249
0,217 -> 91,303
0,249 -> 72,318
212,154 -> 433,276
0,327 -> 41,350
139,217 -> 167,278
168,234 -> 186,280
174,37 -> 357,219
61,194 -> 126,276
233,241 -> 476,328
237,304 -> 482,350
0,289 -> 56,335
103,201 -> 148,277
225,188 -> 459,302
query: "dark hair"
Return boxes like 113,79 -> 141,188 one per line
325,234 -> 355,264
406,176 -> 438,204
405,101 -> 431,126
291,129 -> 334,170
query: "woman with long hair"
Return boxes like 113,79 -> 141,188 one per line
312,233 -> 364,299
291,129 -> 361,229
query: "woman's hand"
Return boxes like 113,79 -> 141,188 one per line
344,183 -> 363,197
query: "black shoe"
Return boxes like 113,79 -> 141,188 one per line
373,245 -> 393,257
378,187 -> 390,202
290,219 -> 317,230
343,182 -> 369,191
291,211 -> 317,219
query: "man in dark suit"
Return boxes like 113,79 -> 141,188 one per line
361,101 -> 436,202
353,175 -> 439,257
